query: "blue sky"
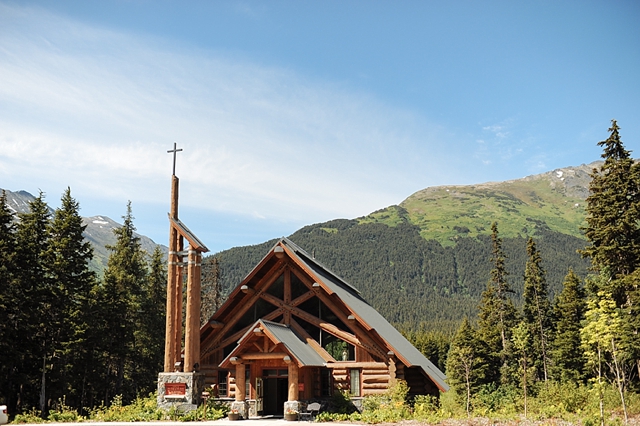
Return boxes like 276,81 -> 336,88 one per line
1,1 -> 639,254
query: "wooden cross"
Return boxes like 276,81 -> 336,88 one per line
167,142 -> 183,176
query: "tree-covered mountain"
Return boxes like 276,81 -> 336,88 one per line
210,164 -> 597,332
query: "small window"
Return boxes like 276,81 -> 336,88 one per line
218,370 -> 229,396
349,369 -> 361,396
245,365 -> 251,398
320,369 -> 332,397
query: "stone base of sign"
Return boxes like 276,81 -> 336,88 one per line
157,372 -> 205,411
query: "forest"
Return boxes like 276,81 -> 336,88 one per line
1,120 -> 639,425
0,193 -> 167,417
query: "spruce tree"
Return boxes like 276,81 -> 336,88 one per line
93,202 -> 148,403
131,245 -> 166,395
45,188 -> 96,408
14,191 -> 52,413
522,237 -> 552,383
477,222 -> 518,385
0,191 -> 18,411
581,120 -> 640,387
581,120 -> 640,297
551,268 -> 586,383
201,255 -> 222,325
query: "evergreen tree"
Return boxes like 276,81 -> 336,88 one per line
581,120 -> 640,298
0,191 -> 18,411
45,188 -> 96,408
14,191 -> 52,413
522,237 -> 552,383
550,268 -> 586,383
446,317 -> 487,416
93,202 -> 148,403
131,245 -> 166,395
477,222 -> 518,385
201,256 -> 222,326
581,120 -> 640,387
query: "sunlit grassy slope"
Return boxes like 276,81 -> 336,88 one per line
359,163 -> 595,246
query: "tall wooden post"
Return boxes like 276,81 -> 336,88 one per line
287,362 -> 299,401
235,363 -> 246,401
164,175 -> 180,372
184,249 -> 202,372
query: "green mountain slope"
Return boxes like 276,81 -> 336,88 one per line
360,163 -> 593,246
209,163 -> 596,331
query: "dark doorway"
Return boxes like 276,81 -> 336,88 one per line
262,377 -> 288,415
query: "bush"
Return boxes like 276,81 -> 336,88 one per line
12,409 -> 46,424
88,393 -> 165,422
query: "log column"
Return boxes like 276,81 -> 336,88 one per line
286,358 -> 299,401
164,175 -> 180,372
235,362 -> 246,402
184,249 -> 202,372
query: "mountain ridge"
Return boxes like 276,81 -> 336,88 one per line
1,188 -> 166,272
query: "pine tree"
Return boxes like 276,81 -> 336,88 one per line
550,268 -> 586,383
45,188 -> 96,408
477,222 -> 518,385
522,237 -> 552,383
0,191 -> 18,411
446,317 -> 488,416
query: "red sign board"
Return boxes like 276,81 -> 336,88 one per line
298,383 -> 304,392
165,383 -> 186,396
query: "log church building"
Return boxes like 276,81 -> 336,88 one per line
199,238 -> 448,416
158,145 -> 446,417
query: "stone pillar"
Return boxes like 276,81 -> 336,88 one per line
184,249 -> 201,372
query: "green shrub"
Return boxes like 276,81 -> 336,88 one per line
12,409 -> 46,424
88,393 -> 165,422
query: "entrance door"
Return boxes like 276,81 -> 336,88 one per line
262,378 -> 288,415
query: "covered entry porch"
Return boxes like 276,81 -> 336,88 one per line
219,319 -> 328,418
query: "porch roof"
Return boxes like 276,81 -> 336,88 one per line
219,319 -> 326,368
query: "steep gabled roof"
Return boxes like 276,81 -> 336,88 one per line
201,237 -> 448,392
279,238 -> 448,391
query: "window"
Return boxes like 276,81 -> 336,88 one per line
218,370 -> 229,396
320,369 -> 332,397
245,365 -> 251,398
349,369 -> 360,396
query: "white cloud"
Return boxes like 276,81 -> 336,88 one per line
0,3 -> 450,225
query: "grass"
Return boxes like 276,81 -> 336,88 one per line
359,174 -> 588,247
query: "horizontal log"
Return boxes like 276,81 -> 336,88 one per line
362,383 -> 389,390
363,389 -> 388,395
240,352 -> 288,360
363,375 -> 390,383
363,369 -> 391,375
327,362 -> 387,369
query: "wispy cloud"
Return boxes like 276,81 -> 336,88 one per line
0,3 -> 450,225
